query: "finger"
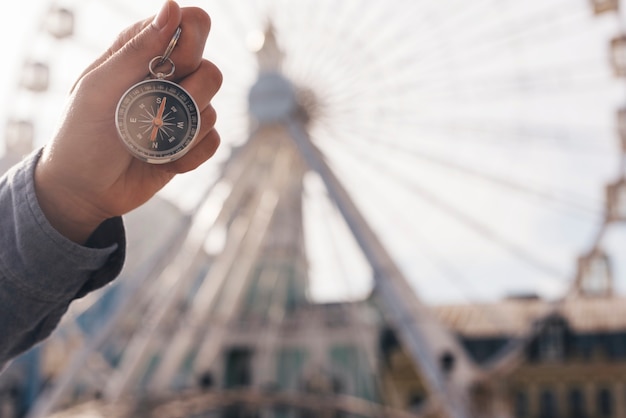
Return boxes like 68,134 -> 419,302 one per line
178,60 -> 223,109
71,1 -> 179,92
198,105 -> 218,137
82,1 -> 211,94
104,0 -> 182,86
167,7 -> 212,80
162,128 -> 221,174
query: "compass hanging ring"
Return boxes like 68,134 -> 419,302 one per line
150,26 -> 181,79
149,56 -> 175,79
158,26 -> 182,65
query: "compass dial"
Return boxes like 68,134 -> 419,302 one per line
115,79 -> 200,164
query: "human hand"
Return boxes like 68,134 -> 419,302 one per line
34,1 -> 222,244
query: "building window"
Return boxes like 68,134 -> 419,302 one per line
539,319 -> 565,361
539,389 -> 559,418
329,345 -> 375,401
514,390 -> 529,418
579,251 -> 612,297
568,387 -> 586,418
597,387 -> 613,418
276,347 -> 307,390
224,347 -> 253,388
602,332 -> 626,359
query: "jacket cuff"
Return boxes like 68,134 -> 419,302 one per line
0,149 -> 126,302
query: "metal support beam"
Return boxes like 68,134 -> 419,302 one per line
287,118 -> 478,418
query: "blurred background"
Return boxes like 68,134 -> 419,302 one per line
1,0 -> 626,417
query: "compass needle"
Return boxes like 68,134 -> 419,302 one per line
150,96 -> 167,142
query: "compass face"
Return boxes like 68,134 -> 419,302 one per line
115,79 -> 200,164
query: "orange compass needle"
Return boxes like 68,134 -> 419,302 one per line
150,96 -> 167,142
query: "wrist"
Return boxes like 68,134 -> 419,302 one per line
34,157 -> 107,245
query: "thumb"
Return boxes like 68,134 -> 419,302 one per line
90,1 -> 183,92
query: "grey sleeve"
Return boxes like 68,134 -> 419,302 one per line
0,150 -> 125,367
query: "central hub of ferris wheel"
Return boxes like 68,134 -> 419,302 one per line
248,72 -> 298,123
247,23 -> 314,124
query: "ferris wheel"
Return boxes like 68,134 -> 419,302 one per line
9,0 -> 623,303
3,0 -> 626,416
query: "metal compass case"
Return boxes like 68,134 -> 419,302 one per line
115,27 -> 200,164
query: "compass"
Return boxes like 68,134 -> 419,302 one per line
115,77 -> 200,164
114,27 -> 200,164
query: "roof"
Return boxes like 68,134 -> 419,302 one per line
432,295 -> 626,338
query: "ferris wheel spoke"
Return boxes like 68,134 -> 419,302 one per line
314,153 -> 529,333
359,52 -> 612,106
321,133 -> 573,286
320,124 -> 610,192
321,137 -> 565,301
330,105 -> 616,160
377,73 -> 613,109
373,6 -> 593,90
332,132 -> 601,219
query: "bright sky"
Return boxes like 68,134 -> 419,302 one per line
2,0 -> 626,306
1,1 -> 44,138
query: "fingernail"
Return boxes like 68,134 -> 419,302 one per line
153,1 -> 172,30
